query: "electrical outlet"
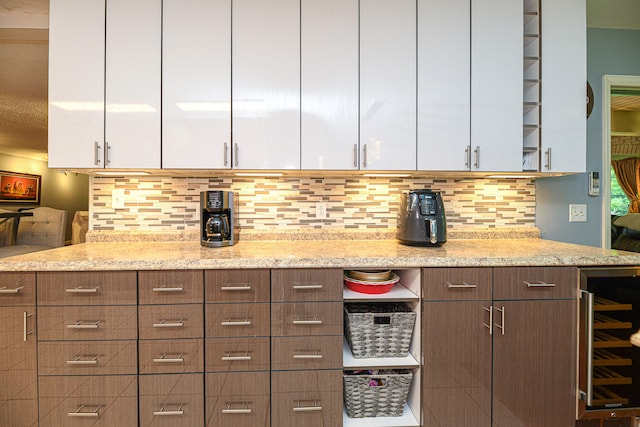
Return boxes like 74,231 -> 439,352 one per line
316,202 -> 327,220
112,189 -> 125,209
569,204 -> 587,222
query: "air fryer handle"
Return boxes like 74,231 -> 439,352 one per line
428,218 -> 437,245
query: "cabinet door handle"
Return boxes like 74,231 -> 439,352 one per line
494,306 -> 505,336
153,319 -> 184,328
524,281 -> 556,288
292,283 -> 323,290
23,311 -> 34,342
152,286 -> 183,292
222,402 -> 252,414
362,144 -> 368,168
544,147 -> 552,170
68,405 -> 102,418
353,144 -> 358,168
580,289 -> 594,406
234,143 -> 239,167
0,286 -> 23,294
482,306 -> 493,335
447,282 -> 477,289
66,286 -> 99,294
67,320 -> 100,329
66,354 -> 100,365
94,141 -> 102,165
465,146 -> 470,168
474,145 -> 480,169
153,353 -> 184,363
221,318 -> 251,326
224,142 -> 229,166
154,404 -> 184,416
221,284 -> 252,291
293,400 -> 322,412
105,141 -> 111,166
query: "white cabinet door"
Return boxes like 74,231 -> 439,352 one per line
541,0 -> 586,173
360,0 -> 417,171
232,0 -> 300,170
417,0 -> 471,171
471,0 -> 523,172
105,0 -> 161,169
48,0 -> 105,169
300,0 -> 359,170
162,0 -> 231,169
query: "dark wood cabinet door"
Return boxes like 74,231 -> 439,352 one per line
423,301 -> 492,427
492,299 -> 576,427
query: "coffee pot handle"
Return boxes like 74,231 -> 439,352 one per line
221,214 -> 230,238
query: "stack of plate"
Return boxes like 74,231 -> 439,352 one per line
343,270 -> 400,294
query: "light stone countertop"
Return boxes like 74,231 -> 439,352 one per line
0,238 -> 639,271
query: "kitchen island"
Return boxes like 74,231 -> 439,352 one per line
2,238 -> 639,427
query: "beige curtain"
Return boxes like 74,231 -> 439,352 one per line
612,158 -> 640,213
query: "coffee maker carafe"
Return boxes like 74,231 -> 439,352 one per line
396,190 -> 447,246
201,191 -> 239,247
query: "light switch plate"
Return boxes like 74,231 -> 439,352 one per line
569,204 -> 587,222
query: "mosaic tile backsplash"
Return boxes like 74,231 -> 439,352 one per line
90,176 -> 535,235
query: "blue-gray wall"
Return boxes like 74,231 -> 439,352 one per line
536,28 -> 640,247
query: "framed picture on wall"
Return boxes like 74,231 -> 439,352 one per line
0,171 -> 41,204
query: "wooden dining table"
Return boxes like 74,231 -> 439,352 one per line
0,211 -> 33,245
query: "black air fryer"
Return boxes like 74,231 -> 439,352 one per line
397,190 -> 447,246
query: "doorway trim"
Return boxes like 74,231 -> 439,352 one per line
601,74 -> 640,248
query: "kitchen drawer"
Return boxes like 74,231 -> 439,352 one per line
423,267 -> 493,301
139,373 -> 204,427
138,304 -> 204,339
271,335 -> 342,371
0,272 -> 36,306
205,337 -> 270,372
206,371 -> 270,427
38,340 -> 137,375
205,303 -> 269,337
271,301 -> 342,336
139,270 -> 204,304
139,339 -> 204,374
38,305 -> 137,341
271,370 -> 342,427
37,271 -> 136,306
493,266 -> 577,300
205,269 -> 270,303
271,269 -> 343,302
38,374 -> 138,427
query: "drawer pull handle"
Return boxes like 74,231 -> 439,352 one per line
154,404 -> 184,416
68,405 -> 102,418
153,353 -> 184,363
222,351 -> 252,361
447,282 -> 477,289
66,286 -> 99,294
293,351 -> 323,359
293,400 -> 322,412
0,286 -> 23,294
221,318 -> 251,326
152,286 -> 184,292
524,281 -> 556,288
23,312 -> 34,342
222,402 -> 252,414
292,318 -> 322,325
67,321 -> 101,329
153,319 -> 184,328
292,283 -> 323,290
221,284 -> 252,291
67,354 -> 100,365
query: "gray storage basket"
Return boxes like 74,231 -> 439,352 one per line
343,369 -> 413,418
344,302 -> 416,358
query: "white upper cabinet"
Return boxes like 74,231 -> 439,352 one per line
162,0 -> 231,169
232,0 -> 300,170
417,0 -> 471,171
540,0 -> 586,173
471,0 -> 523,172
48,0 -> 105,169
300,0 -> 359,170
105,0 -> 161,169
360,0 -> 417,171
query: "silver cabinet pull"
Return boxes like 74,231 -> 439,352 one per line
221,318 -> 251,326
66,286 -> 99,294
293,350 -> 322,359
67,320 -> 100,329
94,141 -> 102,165
482,306 -> 493,335
580,289 -> 594,406
224,142 -> 229,166
544,147 -> 552,170
494,306 -> 505,336
153,353 -> 184,363
221,284 -> 252,291
222,402 -> 252,414
524,281 -> 556,288
362,144 -> 368,168
67,354 -> 100,365
0,286 -> 23,294
221,351 -> 252,361
154,404 -> 184,416
465,146 -> 470,168
292,317 -> 322,325
152,286 -> 183,292
105,141 -> 111,165
23,311 -> 34,342
153,319 -> 184,328
293,400 -> 322,412
353,144 -> 358,168
234,143 -> 239,167
292,283 -> 323,290
447,282 -> 477,289
474,145 -> 480,169
68,405 -> 102,418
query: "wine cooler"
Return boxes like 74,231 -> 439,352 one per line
579,267 -> 640,421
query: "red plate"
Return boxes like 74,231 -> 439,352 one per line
343,273 -> 400,294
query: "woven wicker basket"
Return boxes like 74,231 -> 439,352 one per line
343,369 -> 413,418
344,302 -> 416,358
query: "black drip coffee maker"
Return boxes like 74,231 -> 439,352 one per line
200,191 -> 238,247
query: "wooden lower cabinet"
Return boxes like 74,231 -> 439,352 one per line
140,373 -> 204,427
206,371 -> 270,427
38,375 -> 138,427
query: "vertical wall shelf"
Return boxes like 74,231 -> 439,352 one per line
523,0 -> 541,171
342,269 -> 421,427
